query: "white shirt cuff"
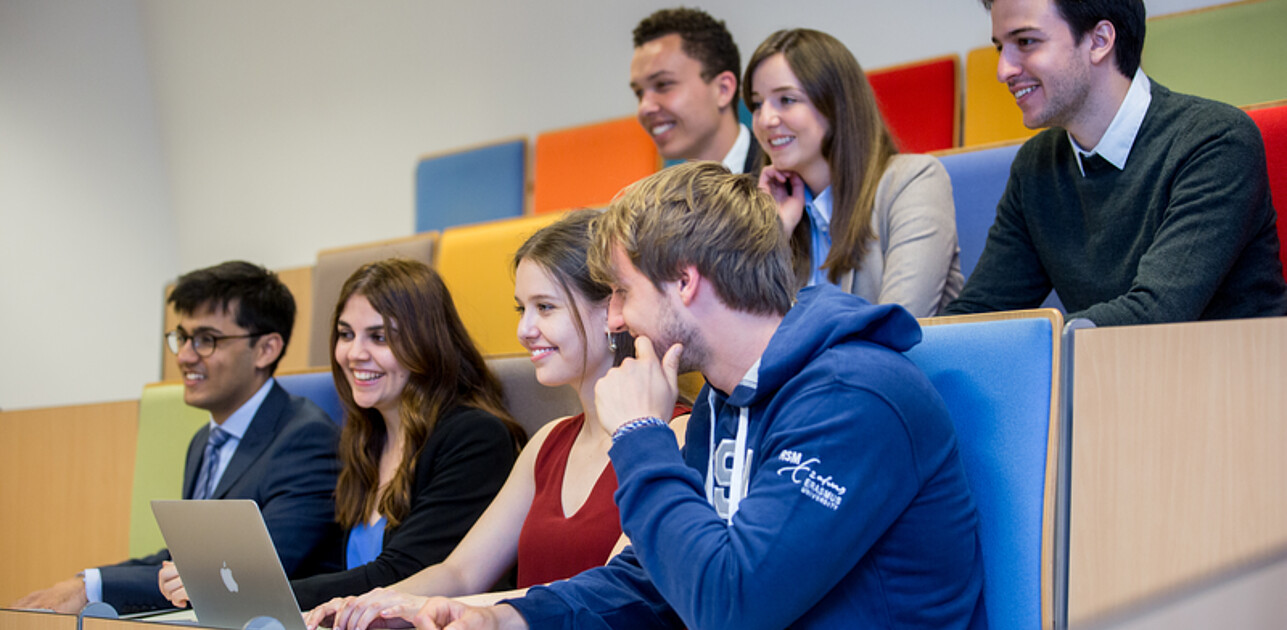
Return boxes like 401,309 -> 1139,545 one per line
82,568 -> 103,603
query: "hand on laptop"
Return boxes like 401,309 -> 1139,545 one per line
305,588 -> 418,630
157,561 -> 190,609
304,590 -> 526,630
374,597 -> 526,630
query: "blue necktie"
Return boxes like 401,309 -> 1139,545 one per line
193,426 -> 231,500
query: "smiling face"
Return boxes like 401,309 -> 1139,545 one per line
749,53 -> 832,192
991,0 -> 1095,131
631,33 -> 734,162
335,294 -> 410,421
515,258 -> 613,390
604,245 -> 706,373
174,302 -> 273,424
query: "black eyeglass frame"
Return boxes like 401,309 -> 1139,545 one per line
165,329 -> 266,357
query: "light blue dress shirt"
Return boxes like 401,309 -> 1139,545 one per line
803,186 -> 837,288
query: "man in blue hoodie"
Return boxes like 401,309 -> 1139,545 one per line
400,162 -> 984,629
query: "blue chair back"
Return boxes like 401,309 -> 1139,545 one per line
905,310 -> 1063,630
938,142 -> 1022,278
939,143 -> 1066,312
278,370 -> 344,426
415,138 -> 527,233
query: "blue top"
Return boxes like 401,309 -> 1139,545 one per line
345,516 -> 387,570
507,286 -> 986,629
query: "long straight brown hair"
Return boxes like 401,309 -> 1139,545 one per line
329,259 -> 522,530
743,29 -> 900,286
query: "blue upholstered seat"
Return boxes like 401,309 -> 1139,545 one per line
905,310 -> 1063,630
939,143 -> 1065,311
415,139 -> 527,233
277,370 -> 344,426
938,143 -> 1022,278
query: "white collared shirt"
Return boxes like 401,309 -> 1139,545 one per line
82,378 -> 277,603
1070,69 -> 1152,176
722,124 -> 753,174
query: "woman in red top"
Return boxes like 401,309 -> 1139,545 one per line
306,210 -> 689,630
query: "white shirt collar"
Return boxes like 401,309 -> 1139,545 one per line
1070,69 -> 1151,175
722,124 -> 753,174
210,377 -> 275,439
805,186 -> 834,226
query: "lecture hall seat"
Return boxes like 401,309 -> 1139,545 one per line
1140,0 -> 1287,109
962,46 -> 1037,147
277,369 -> 344,426
908,309 -> 1065,630
308,232 -> 438,367
1245,100 -> 1287,282
415,138 -> 528,233
487,354 -> 581,438
936,142 -> 1023,278
435,213 -> 567,355
128,383 -> 209,557
867,55 -> 960,153
531,117 -> 660,214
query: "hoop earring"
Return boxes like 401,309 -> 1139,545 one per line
607,331 -> 618,352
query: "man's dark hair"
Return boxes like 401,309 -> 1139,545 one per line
168,260 -> 296,374
633,7 -> 740,83
982,0 -> 1145,78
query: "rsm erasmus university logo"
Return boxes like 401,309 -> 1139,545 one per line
776,449 -> 847,511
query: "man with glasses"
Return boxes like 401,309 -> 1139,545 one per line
14,261 -> 342,614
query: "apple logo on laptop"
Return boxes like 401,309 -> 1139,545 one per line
220,561 -> 239,593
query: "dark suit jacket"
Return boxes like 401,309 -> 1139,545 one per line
99,381 -> 343,613
290,405 -> 518,609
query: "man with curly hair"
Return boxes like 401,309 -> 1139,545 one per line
630,8 -> 760,174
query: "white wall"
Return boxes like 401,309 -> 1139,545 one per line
1,0 -> 1225,410
0,0 -> 173,411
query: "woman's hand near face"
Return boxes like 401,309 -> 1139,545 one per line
758,166 -> 806,233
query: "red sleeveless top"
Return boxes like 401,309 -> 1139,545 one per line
515,414 -> 620,588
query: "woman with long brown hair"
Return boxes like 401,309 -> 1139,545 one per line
162,259 -> 523,610
304,210 -> 689,630
747,28 -> 963,317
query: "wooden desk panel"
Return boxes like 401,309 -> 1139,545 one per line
1068,317 -> 1287,625
83,617 -> 208,630
0,401 -> 138,606
0,609 -> 77,630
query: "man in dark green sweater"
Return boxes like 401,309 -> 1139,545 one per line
946,0 -> 1287,326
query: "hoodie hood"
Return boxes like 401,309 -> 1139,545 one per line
727,285 -> 922,408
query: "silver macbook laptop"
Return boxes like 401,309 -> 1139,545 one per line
151,500 -> 307,630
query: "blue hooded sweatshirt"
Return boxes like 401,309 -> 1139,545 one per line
508,286 -> 985,629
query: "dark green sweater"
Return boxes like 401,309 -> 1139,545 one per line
947,81 -> 1287,326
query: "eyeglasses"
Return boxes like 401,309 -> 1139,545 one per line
165,330 -> 264,357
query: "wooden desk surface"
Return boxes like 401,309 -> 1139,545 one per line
1068,316 -> 1287,625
